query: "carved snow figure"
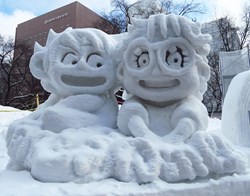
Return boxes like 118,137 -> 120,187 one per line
32,28 -> 119,132
115,14 -> 247,182
117,14 -> 211,143
6,28 -> 119,170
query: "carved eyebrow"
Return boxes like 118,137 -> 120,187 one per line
86,52 -> 101,62
61,52 -> 75,62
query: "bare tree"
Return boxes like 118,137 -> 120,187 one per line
160,0 -> 205,17
215,17 -> 240,52
0,36 -> 48,110
203,53 -> 222,115
94,0 -> 206,33
203,6 -> 250,114
94,11 -> 125,34
238,4 -> 250,49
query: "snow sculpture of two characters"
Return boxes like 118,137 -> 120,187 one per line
6,14 -> 247,184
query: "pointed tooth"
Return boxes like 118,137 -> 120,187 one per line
132,56 -> 137,61
182,51 -> 189,56
169,46 -> 177,53
134,48 -> 142,55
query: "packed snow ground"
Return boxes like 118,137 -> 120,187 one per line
1,105 -> 250,196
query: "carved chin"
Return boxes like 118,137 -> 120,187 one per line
61,75 -> 107,87
139,79 -> 180,89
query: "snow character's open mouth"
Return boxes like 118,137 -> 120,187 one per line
139,79 -> 180,89
61,75 -> 107,87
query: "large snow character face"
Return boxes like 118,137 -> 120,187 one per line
30,28 -> 117,96
117,14 -> 211,102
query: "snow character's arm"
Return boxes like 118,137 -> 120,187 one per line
164,96 -> 208,143
41,94 -> 118,132
5,94 -> 62,169
117,98 -> 151,137
5,94 -> 60,151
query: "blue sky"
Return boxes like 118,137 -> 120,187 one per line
0,0 -> 111,15
0,0 -> 248,39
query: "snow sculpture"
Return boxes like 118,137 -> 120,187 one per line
30,28 -> 119,132
6,14 -> 247,185
222,71 -> 250,147
6,28 -> 119,170
115,14 -> 247,181
117,14 -> 211,143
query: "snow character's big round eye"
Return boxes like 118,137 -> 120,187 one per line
62,52 -> 79,65
158,38 -> 195,73
165,46 -> 185,69
125,39 -> 154,75
87,53 -> 103,68
137,52 -> 150,68
133,47 -> 150,69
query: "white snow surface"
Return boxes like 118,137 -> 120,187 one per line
1,107 -> 250,195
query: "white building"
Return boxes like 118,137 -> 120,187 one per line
201,18 -> 240,53
201,18 -> 250,104
220,48 -> 250,98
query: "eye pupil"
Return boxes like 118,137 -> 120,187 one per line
165,47 -> 185,69
136,51 -> 149,68
62,52 -> 78,65
97,63 -> 102,67
87,53 -> 104,68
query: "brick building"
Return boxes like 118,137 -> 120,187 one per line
15,1 -> 103,47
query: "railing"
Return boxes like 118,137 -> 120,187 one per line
0,94 -> 40,112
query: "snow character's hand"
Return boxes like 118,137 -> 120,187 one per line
30,129 -> 113,183
163,118 -> 196,144
6,122 -> 47,170
188,131 -> 247,174
159,144 -> 208,182
111,138 -> 161,184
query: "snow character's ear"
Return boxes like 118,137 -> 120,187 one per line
116,63 -> 124,82
29,42 -> 48,80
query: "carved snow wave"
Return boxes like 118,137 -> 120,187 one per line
6,127 -> 247,183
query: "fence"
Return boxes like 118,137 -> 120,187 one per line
0,94 -> 40,112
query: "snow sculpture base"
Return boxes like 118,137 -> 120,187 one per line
6,127 -> 247,184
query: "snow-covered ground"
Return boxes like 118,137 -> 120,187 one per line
0,105 -> 250,196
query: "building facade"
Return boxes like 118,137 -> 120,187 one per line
201,18 -> 240,53
15,1 -> 103,47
